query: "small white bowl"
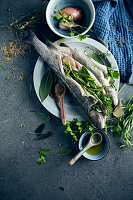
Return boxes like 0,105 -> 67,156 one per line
46,0 -> 95,38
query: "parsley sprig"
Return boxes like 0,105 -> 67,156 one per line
64,118 -> 95,141
37,148 -> 51,165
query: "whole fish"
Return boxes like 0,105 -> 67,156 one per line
25,31 -> 107,129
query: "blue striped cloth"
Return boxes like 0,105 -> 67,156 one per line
92,0 -> 133,82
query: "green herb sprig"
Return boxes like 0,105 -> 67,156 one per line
37,148 -> 51,164
54,8 -> 90,40
63,63 -> 113,115
107,96 -> 133,148
64,118 -> 95,141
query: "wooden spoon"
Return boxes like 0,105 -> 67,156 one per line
55,83 -> 66,125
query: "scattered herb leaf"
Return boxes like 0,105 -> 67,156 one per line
0,64 -> 5,70
37,156 -> 46,164
35,123 -> 45,134
35,131 -> 52,140
20,121 -> 25,128
56,148 -> 72,156
35,112 -> 51,122
29,132 -> 41,134
40,148 -> 51,156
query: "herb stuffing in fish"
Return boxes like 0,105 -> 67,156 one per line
25,31 -> 118,129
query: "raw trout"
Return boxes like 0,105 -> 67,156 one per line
25,31 -> 107,129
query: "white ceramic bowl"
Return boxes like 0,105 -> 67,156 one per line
46,0 -> 95,38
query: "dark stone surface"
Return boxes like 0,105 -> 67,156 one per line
0,1 -> 133,200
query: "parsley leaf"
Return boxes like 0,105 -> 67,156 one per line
37,156 -> 46,164
62,13 -> 68,18
55,13 -> 62,20
40,148 -> 51,156
64,118 -> 95,141
78,35 -> 90,41
113,71 -> 120,79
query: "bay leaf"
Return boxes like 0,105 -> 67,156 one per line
39,70 -> 53,102
35,123 -> 45,133
35,131 -> 52,140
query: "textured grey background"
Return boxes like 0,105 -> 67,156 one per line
0,0 -> 133,200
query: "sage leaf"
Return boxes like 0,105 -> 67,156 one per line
35,123 -> 45,133
35,112 -> 51,122
39,70 -> 53,102
56,148 -> 72,156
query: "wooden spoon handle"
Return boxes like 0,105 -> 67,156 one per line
59,97 -> 66,125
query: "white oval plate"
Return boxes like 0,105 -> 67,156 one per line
33,37 -> 120,121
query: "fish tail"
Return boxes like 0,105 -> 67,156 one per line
23,29 -> 37,44
36,32 -> 58,50
24,30 -> 56,50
